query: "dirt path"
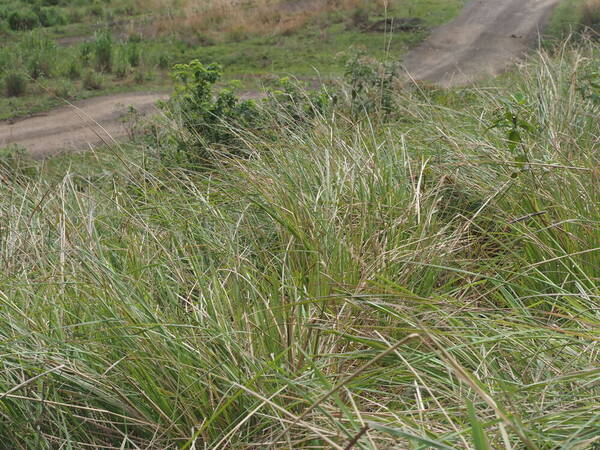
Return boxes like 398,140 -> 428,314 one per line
0,92 -> 168,157
403,0 -> 562,87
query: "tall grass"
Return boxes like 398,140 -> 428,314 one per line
151,0 -> 386,40
0,43 -> 598,448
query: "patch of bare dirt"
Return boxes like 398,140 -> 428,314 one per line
403,0 -> 562,87
0,92 -> 168,158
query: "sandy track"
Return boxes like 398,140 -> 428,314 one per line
0,0 -> 562,156
0,92 -> 168,157
403,0 -> 562,87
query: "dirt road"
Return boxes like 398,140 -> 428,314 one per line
0,92 -> 168,157
0,0 -> 562,156
403,0 -> 562,87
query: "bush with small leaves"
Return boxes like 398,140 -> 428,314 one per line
65,60 -> 81,80
37,7 -> 67,28
164,60 -> 261,166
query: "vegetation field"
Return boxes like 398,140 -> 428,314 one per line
1,0 -> 600,448
0,0 -> 467,120
0,31 -> 599,447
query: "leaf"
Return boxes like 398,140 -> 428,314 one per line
507,128 -> 521,151
515,153 -> 528,164
368,423 -> 455,449
467,400 -> 490,450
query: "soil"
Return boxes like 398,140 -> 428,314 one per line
0,92 -> 167,158
0,0 -> 563,156
403,0 -> 562,87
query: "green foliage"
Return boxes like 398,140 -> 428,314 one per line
82,69 -> 102,90
165,59 -> 260,165
25,34 -> 58,79
581,0 -> 600,34
3,71 -> 27,96
489,93 -> 536,176
65,59 -> 81,80
577,66 -> 600,102
127,42 -> 141,67
8,9 -> 39,30
344,51 -> 400,116
0,145 -> 37,179
93,30 -> 113,72
0,41 -> 598,449
36,6 -> 67,27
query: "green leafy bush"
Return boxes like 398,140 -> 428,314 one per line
127,43 -> 141,67
65,59 -> 81,80
164,60 -> 260,165
36,6 -> 67,27
0,145 -> 37,180
344,51 -> 400,116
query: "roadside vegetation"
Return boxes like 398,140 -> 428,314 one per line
546,0 -> 600,41
0,0 -> 468,120
0,33 -> 598,447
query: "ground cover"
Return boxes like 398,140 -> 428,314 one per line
0,0 -> 467,120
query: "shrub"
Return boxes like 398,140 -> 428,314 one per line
80,42 -> 93,66
3,71 -> 27,97
8,9 -> 39,31
51,79 -> 73,99
89,2 -> 104,17
82,69 -> 102,90
133,69 -> 146,84
157,53 -> 170,70
0,145 -> 37,180
344,51 -> 401,116
24,33 -> 57,80
113,51 -> 131,79
37,6 -> 67,27
164,60 -> 260,165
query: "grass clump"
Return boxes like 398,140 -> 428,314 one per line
82,69 -> 103,90
3,71 -> 27,96
8,9 -> 39,31
0,41 -> 598,448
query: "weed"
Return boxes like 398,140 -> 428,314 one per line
8,9 -> 39,31
82,69 -> 103,90
65,59 -> 82,80
94,31 -> 113,72
3,72 -> 27,97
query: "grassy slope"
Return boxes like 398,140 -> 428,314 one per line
0,0 -> 467,120
0,41 -> 598,447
